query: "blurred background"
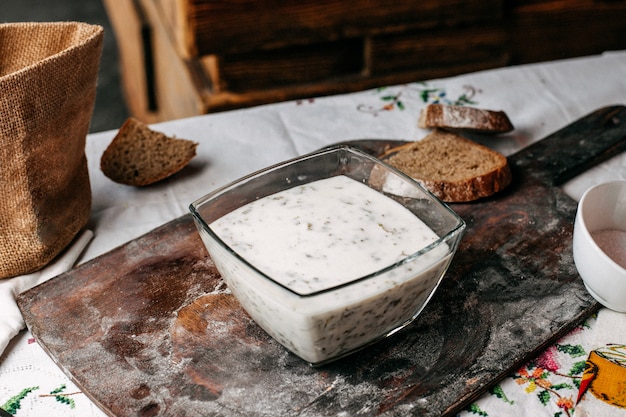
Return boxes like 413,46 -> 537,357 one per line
2,0 -> 626,134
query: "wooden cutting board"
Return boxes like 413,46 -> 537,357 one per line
18,106 -> 626,417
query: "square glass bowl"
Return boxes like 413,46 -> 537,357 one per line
190,145 -> 465,365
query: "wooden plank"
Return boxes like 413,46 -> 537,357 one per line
217,38 -> 364,92
108,0 -> 216,123
507,0 -> 626,64
217,25 -> 510,92
369,24 -> 509,75
154,0 -> 503,58
103,0 -> 160,123
18,106 -> 626,417
104,0 -> 211,122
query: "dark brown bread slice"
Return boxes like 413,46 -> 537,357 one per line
100,117 -> 198,186
382,130 -> 512,202
418,104 -> 514,133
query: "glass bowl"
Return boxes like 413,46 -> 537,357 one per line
190,145 -> 465,365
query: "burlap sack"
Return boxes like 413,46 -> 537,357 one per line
0,22 -> 103,279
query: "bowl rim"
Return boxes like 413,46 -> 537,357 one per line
190,145 -> 466,297
576,179 -> 626,273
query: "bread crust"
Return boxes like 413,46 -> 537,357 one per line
381,130 -> 512,202
100,117 -> 198,186
418,104 -> 514,134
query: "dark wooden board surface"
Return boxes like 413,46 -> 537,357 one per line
18,106 -> 626,416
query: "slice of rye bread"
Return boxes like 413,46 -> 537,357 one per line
418,104 -> 514,134
100,117 -> 198,186
381,130 -> 512,202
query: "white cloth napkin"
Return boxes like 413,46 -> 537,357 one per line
0,229 -> 93,355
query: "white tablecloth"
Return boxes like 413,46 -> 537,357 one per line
2,50 -> 626,416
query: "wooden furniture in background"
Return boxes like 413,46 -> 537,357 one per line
103,0 -> 626,123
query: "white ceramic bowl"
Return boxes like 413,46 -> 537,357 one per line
573,180 -> 626,312
190,146 -> 465,365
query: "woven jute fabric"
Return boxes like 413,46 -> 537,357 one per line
0,22 -> 103,279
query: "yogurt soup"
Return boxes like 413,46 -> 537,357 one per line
202,175 -> 453,364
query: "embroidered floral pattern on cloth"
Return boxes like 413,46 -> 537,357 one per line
1,336 -> 105,416
356,82 -> 480,115
461,318 -> 594,417
573,309 -> 626,417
